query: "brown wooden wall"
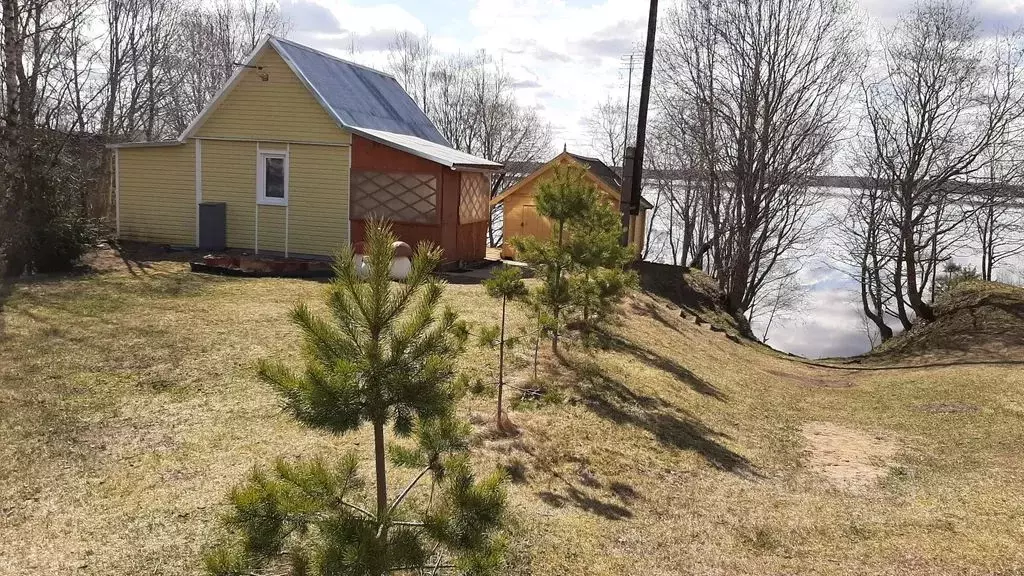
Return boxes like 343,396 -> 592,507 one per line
457,220 -> 488,261
350,134 -> 487,263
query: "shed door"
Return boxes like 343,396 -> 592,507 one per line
521,204 -> 551,240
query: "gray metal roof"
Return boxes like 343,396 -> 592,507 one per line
271,37 -> 450,147
356,128 -> 503,170
567,152 -> 655,210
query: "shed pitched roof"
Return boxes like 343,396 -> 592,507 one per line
172,36 -> 499,170
491,151 -> 653,209
565,152 -> 621,193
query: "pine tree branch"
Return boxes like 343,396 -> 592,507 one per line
388,465 -> 432,516
337,499 -> 375,520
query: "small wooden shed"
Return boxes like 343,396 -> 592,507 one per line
490,151 -> 652,259
109,36 -> 499,264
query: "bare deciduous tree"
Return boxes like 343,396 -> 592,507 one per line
387,38 -> 552,247
386,30 -> 432,115
660,0 -> 860,315
860,0 -> 1024,323
582,96 -> 630,168
972,144 -> 1024,282
833,157 -> 900,342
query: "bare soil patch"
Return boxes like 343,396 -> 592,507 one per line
802,421 -> 898,492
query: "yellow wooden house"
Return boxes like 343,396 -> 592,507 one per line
109,36 -> 500,262
491,151 -> 652,259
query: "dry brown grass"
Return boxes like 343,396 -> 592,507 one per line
867,280 -> 1024,364
2,249 -> 1023,575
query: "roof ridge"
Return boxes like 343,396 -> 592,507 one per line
270,36 -> 398,81
566,151 -> 604,164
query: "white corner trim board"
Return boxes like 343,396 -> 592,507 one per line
285,143 -> 290,258
195,139 -> 203,245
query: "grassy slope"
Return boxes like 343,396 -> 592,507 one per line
866,280 -> 1024,364
1,253 -> 1023,575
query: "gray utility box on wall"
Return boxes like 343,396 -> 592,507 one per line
198,202 -> 227,251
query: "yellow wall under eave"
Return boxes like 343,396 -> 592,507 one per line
286,144 -> 349,257
199,140 -> 350,257
117,142 -> 196,246
117,138 -> 350,258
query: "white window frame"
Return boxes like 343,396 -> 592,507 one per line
257,150 -> 289,206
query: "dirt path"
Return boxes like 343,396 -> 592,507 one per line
802,421 -> 898,492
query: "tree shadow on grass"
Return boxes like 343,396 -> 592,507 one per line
597,331 -> 728,401
629,298 -> 685,334
559,350 -> 758,479
536,487 -> 633,520
510,438 -> 641,521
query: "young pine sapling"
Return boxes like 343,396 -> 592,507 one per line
205,221 -> 507,576
482,265 -> 528,432
511,164 -> 599,352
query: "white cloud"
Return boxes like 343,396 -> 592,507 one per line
460,0 -> 652,151
282,0 -> 429,68
280,0 -> 1024,156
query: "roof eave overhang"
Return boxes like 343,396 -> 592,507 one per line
106,141 -> 185,149
451,163 -> 504,173
349,126 -> 501,171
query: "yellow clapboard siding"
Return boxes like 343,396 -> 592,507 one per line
119,39 -> 353,255
196,49 -> 351,145
257,205 -> 287,253
201,139 -> 257,250
287,144 -> 349,256
118,142 -> 196,246
199,139 -> 348,256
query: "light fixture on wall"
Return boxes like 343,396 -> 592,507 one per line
233,62 -> 269,81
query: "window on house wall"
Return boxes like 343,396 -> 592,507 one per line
258,151 -> 288,205
351,171 -> 437,224
459,172 -> 490,224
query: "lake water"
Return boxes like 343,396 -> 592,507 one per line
643,193 -> 1024,359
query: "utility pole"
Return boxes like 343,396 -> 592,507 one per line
632,0 -> 658,215
620,0 -> 659,246
621,52 -> 636,166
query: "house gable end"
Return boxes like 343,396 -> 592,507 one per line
191,44 -> 350,144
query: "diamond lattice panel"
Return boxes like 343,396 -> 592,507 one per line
351,171 -> 437,224
459,173 -> 489,224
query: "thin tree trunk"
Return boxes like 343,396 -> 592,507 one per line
496,296 -> 506,427
552,220 -> 564,352
373,420 -> 388,537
